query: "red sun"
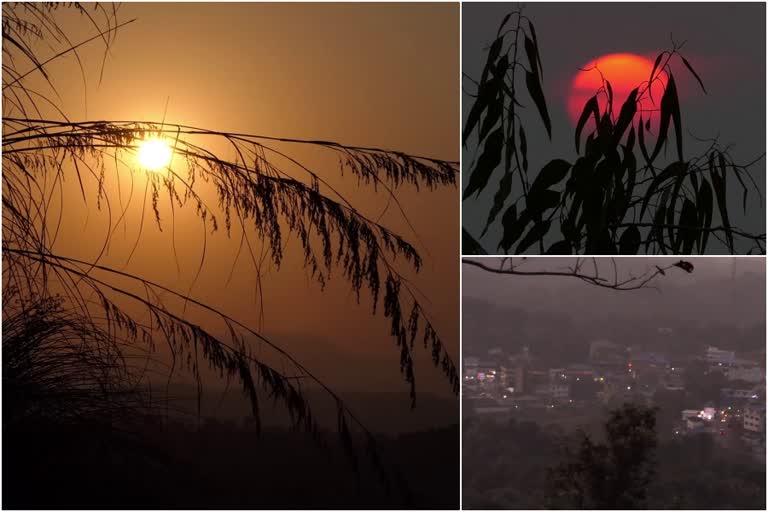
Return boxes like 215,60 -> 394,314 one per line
567,53 -> 667,127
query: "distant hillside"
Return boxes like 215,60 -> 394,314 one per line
157,384 -> 457,434
463,272 -> 765,363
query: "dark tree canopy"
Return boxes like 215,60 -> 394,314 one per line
548,404 -> 659,509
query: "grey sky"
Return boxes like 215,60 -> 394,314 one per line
463,2 -> 766,254
463,256 -> 765,331
463,256 -> 765,293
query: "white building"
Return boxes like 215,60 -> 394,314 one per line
743,405 -> 766,433
721,387 -> 761,401
681,409 -> 701,421
724,361 -> 764,383
705,346 -> 736,366
686,416 -> 707,431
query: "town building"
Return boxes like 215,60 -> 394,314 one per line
705,346 -> 736,366
743,404 -> 766,434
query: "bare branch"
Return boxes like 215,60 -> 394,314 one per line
462,257 -> 694,291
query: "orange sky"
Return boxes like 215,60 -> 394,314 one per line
13,3 -> 459,404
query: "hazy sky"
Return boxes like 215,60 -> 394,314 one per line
463,256 -> 765,325
22,3 -> 460,400
462,2 -> 766,252
462,256 -> 765,376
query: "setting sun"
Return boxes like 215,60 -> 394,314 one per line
567,53 -> 668,126
136,137 -> 172,171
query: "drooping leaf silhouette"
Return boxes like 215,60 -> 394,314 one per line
524,36 -> 539,77
479,58 -> 508,141
650,74 -> 683,163
612,88 -> 638,148
464,48 -> 507,148
647,52 -> 666,103
525,69 -> 552,139
710,151 -> 733,251
497,12 -> 513,36
479,93 -> 503,141
499,206 -> 530,253
519,125 -> 528,173
517,219 -> 552,254
575,95 -> 600,154
637,114 -> 652,166
605,80 -> 614,112
528,21 -> 543,79
481,171 -> 513,237
480,37 -> 503,86
463,127 -> 504,199
530,158 -> 571,193
678,198 -> 699,254
640,161 -> 685,225
463,82 -> 492,147
680,55 -> 707,94
523,22 -> 551,139
463,227 -> 487,255
626,125 -> 636,153
697,178 -> 714,252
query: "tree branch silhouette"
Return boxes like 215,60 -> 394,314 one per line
462,257 -> 694,291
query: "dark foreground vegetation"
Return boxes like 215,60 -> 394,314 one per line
4,420 -> 458,509
2,296 -> 458,508
463,406 -> 765,509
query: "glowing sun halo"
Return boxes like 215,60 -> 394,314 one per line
567,53 -> 667,126
137,138 -> 172,171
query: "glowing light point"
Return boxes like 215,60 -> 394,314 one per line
137,138 -> 172,171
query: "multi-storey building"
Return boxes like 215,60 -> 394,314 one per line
744,404 -> 766,434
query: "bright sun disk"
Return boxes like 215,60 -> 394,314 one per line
567,53 -> 668,126
137,138 -> 172,171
